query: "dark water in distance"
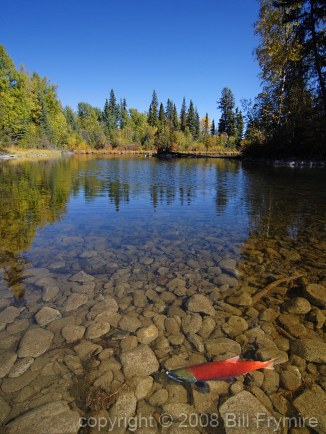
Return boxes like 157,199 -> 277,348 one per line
0,156 -> 326,432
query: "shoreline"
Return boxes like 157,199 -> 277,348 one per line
1,148 -> 325,168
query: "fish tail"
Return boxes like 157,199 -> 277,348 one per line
264,358 -> 276,370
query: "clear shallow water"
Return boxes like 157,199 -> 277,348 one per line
0,156 -> 325,433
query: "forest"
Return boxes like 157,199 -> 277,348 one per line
0,0 -> 325,158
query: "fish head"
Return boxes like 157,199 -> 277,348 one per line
166,368 -> 197,383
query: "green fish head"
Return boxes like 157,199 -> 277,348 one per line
166,368 -> 196,383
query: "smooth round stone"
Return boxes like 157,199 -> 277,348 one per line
120,345 -> 159,377
136,325 -> 159,344
9,357 -> 34,378
148,389 -> 169,406
18,328 -> 54,358
0,396 -> 11,424
65,293 -> 88,312
303,284 -> 326,308
187,294 -> 215,316
69,270 -> 94,283
165,317 -> 180,334
6,319 -> 30,335
131,376 -> 154,400
35,307 -> 62,326
0,306 -> 20,324
0,352 -> 17,378
119,315 -> 142,332
281,367 -> 301,391
168,333 -> 185,345
284,297 -> 311,314
42,286 -> 60,302
62,325 -> 85,343
85,322 -> 110,339
222,316 -> 248,337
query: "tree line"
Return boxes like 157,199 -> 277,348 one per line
0,44 -> 243,153
242,0 -> 325,158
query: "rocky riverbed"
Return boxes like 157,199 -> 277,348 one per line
0,230 -> 325,434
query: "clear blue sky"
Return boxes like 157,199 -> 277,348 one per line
1,0 -> 261,122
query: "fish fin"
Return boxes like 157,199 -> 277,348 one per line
264,358 -> 276,370
225,356 -> 240,363
195,381 -> 210,393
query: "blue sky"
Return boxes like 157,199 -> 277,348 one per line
1,0 -> 261,122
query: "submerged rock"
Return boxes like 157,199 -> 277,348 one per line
65,293 -> 88,312
18,328 -> 54,358
303,283 -> 326,308
0,352 -> 17,378
0,396 -> 11,424
35,306 -> 61,326
293,385 -> 326,433
291,338 -> 326,363
0,306 -> 20,324
219,391 -> 273,434
187,294 -> 215,316
120,344 -> 159,377
69,270 -> 94,283
5,401 -> 81,434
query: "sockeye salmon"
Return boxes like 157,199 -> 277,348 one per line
166,356 -> 275,392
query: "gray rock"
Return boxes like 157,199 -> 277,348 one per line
42,286 -> 59,302
0,306 -> 20,324
62,325 -> 85,343
136,325 -> 159,344
293,385 -> 326,433
219,391 -> 273,434
69,270 -> 94,283
85,321 -> 110,339
0,395 -> 10,424
5,401 -> 81,434
187,294 -> 215,316
18,328 -> 54,358
119,315 -> 142,332
35,306 -> 61,326
0,352 -> 17,378
65,293 -> 88,312
120,344 -> 159,377
304,284 -> 326,308
291,338 -> 326,363
74,340 -> 102,361
205,337 -> 241,358
9,357 -> 34,378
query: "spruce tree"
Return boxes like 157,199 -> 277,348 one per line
172,104 -> 179,130
180,97 -> 187,132
148,90 -> 158,127
218,87 -> 236,136
158,103 -> 166,126
165,98 -> 174,122
194,109 -> 200,139
235,108 -> 244,140
119,98 -> 128,129
210,119 -> 216,135
187,100 -> 196,136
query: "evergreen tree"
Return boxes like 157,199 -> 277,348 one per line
119,98 -> 128,129
172,104 -> 179,130
187,100 -> 196,136
158,103 -> 166,126
180,97 -> 187,132
210,119 -> 216,135
165,98 -> 174,122
235,108 -> 244,140
103,89 -> 119,133
148,90 -> 158,127
194,109 -> 200,139
218,87 -> 236,136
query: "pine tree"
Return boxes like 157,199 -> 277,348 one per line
180,97 -> 187,132
165,98 -> 174,122
148,90 -> 158,127
218,87 -> 236,136
172,104 -> 179,130
119,98 -> 128,129
235,108 -> 244,140
103,89 -> 119,133
210,119 -> 216,135
158,103 -> 166,126
194,109 -> 200,139
187,100 -> 196,136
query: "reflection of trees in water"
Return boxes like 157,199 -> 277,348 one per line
242,165 -> 326,240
